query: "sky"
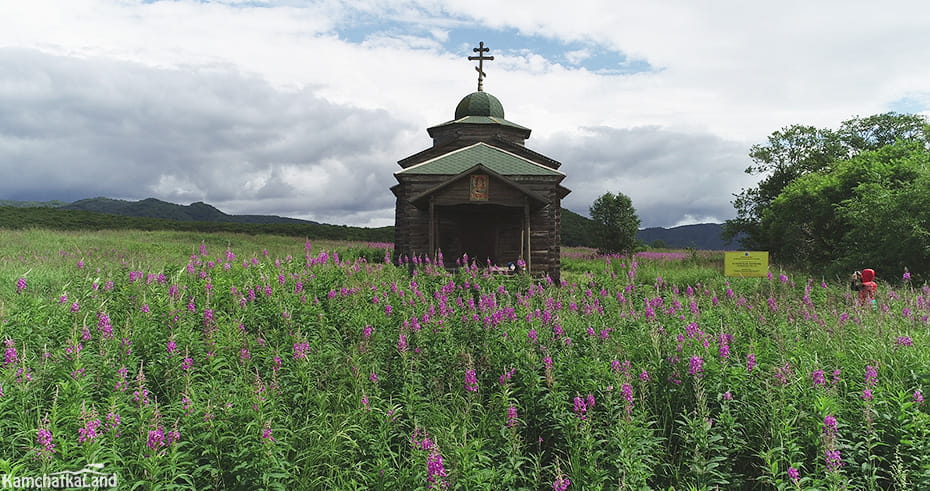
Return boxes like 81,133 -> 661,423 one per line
2,0 -> 930,228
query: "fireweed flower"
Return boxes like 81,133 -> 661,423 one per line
787,467 -> 800,482
105,412 -> 121,437
811,369 -> 827,388
621,384 -> 634,414
77,404 -> 102,444
464,369 -> 478,393
913,390 -> 924,404
3,339 -> 18,367
506,405 -> 518,428
864,365 -> 878,387
97,312 -> 114,339
746,353 -> 757,373
825,449 -> 844,472
36,419 -> 55,458
499,367 -> 516,385
261,420 -> 275,442
823,415 -> 838,438
147,427 -> 165,450
688,356 -> 705,377
426,449 -> 449,489
181,357 -> 193,371
292,342 -> 310,360
552,475 -> 571,491
15,277 -> 26,293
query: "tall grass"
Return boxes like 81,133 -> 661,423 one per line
0,230 -> 927,489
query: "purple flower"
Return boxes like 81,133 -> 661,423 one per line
825,449 -> 844,472
864,364 -> 878,387
36,424 -> 55,457
746,353 -> 757,373
573,395 -> 595,420
823,415 -> 838,437
787,467 -> 800,482
3,340 -> 18,367
147,427 -> 165,450
181,357 -> 193,371
862,389 -> 873,401
426,450 -> 449,489
913,390 -> 924,404
722,391 -> 733,400
811,369 -> 826,388
894,336 -> 913,347
506,406 -> 518,428
261,421 -> 275,442
499,367 -> 516,385
552,475 -> 571,491
688,356 -> 704,377
15,277 -> 26,293
293,341 -> 310,360
464,369 -> 478,393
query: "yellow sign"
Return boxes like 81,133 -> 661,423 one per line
724,251 -> 769,277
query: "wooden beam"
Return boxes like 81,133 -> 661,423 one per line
524,197 -> 531,273
428,196 -> 435,260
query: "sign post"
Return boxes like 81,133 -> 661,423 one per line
724,251 -> 769,277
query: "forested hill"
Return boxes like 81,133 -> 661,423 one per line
61,197 -> 317,224
2,198 -> 737,250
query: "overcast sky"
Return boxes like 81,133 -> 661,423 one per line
2,1 -> 929,228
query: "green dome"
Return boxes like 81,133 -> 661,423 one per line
454,91 -> 505,119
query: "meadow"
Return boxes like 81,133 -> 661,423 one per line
0,229 -> 928,490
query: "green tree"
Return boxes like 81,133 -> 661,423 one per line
723,113 -> 929,250
760,140 -> 930,280
589,191 -> 641,255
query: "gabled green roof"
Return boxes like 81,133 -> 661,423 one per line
396,143 -> 563,176
429,115 -> 530,132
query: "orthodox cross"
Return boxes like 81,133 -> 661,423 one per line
468,41 -> 494,91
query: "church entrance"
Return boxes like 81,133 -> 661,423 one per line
436,204 -> 522,268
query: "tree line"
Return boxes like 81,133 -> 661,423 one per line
722,112 -> 930,282
0,206 -> 395,243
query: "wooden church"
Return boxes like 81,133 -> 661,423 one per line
391,42 -> 570,280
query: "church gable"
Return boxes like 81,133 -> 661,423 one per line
396,143 -> 563,177
407,164 -> 549,209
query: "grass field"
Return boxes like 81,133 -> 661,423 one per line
1,229 -> 927,489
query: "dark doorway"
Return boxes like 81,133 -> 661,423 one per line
437,204 -> 521,267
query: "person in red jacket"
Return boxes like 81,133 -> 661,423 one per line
850,269 -> 878,306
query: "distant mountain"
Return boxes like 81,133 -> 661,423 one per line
61,197 -> 317,225
638,223 -> 742,251
4,197 -> 740,250
0,199 -> 69,208
563,209 -> 741,250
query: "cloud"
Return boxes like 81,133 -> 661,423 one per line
1,0 -> 929,230
536,126 -> 756,227
0,48 -> 414,226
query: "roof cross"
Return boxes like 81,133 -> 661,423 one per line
468,41 -> 494,92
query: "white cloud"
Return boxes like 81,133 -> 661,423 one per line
1,0 -> 929,228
